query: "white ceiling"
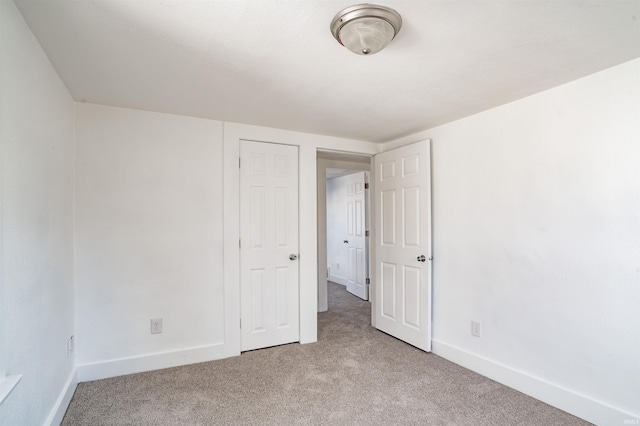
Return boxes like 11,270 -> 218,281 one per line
15,0 -> 640,143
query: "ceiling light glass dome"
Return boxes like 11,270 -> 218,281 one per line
330,4 -> 402,55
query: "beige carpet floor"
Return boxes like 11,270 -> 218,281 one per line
62,282 -> 590,425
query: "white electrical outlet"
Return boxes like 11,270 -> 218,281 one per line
471,321 -> 481,337
67,335 -> 74,357
151,318 -> 163,334
337,262 -> 340,270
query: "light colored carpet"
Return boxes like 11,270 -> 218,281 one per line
62,282 -> 590,425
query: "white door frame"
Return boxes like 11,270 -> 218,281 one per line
225,125 -> 377,354
317,155 -> 373,312
225,135 -> 307,354
224,122 -> 383,355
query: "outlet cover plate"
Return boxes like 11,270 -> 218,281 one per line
151,318 -> 163,334
471,321 -> 481,337
67,335 -> 74,357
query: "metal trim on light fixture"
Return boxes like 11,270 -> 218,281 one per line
330,3 -> 402,55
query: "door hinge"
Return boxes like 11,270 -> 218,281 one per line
364,183 -> 369,189
366,278 -> 370,285
239,158 -> 241,168
239,239 -> 241,249
365,230 -> 369,237
240,318 -> 242,329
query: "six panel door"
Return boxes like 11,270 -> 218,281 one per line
374,141 -> 432,352
346,171 -> 369,300
240,140 -> 299,352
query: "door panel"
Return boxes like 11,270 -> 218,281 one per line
251,269 -> 265,332
381,190 -> 396,245
403,187 -> 420,246
240,140 -> 299,352
381,262 -> 396,318
276,267 -> 289,327
403,266 -> 421,328
374,141 -> 431,352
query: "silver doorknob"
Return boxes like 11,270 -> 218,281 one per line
417,255 -> 426,262
289,254 -> 298,261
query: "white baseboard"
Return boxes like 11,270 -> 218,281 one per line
329,274 -> 347,286
432,340 -> 639,426
77,342 -> 233,383
45,367 -> 77,426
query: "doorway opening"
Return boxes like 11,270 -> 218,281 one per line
317,150 -> 373,322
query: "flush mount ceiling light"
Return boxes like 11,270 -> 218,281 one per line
330,3 -> 402,55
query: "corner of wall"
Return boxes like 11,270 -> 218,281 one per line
45,368 -> 77,426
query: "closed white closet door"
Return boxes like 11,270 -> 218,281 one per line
240,140 -> 299,352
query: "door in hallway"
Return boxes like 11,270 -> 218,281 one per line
346,171 -> 369,300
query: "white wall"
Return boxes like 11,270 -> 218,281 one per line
384,58 -> 640,424
74,107 -> 379,380
74,104 -> 229,380
0,1 -> 76,424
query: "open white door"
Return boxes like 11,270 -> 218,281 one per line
240,140 -> 299,352
374,141 -> 432,351
346,172 -> 369,300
